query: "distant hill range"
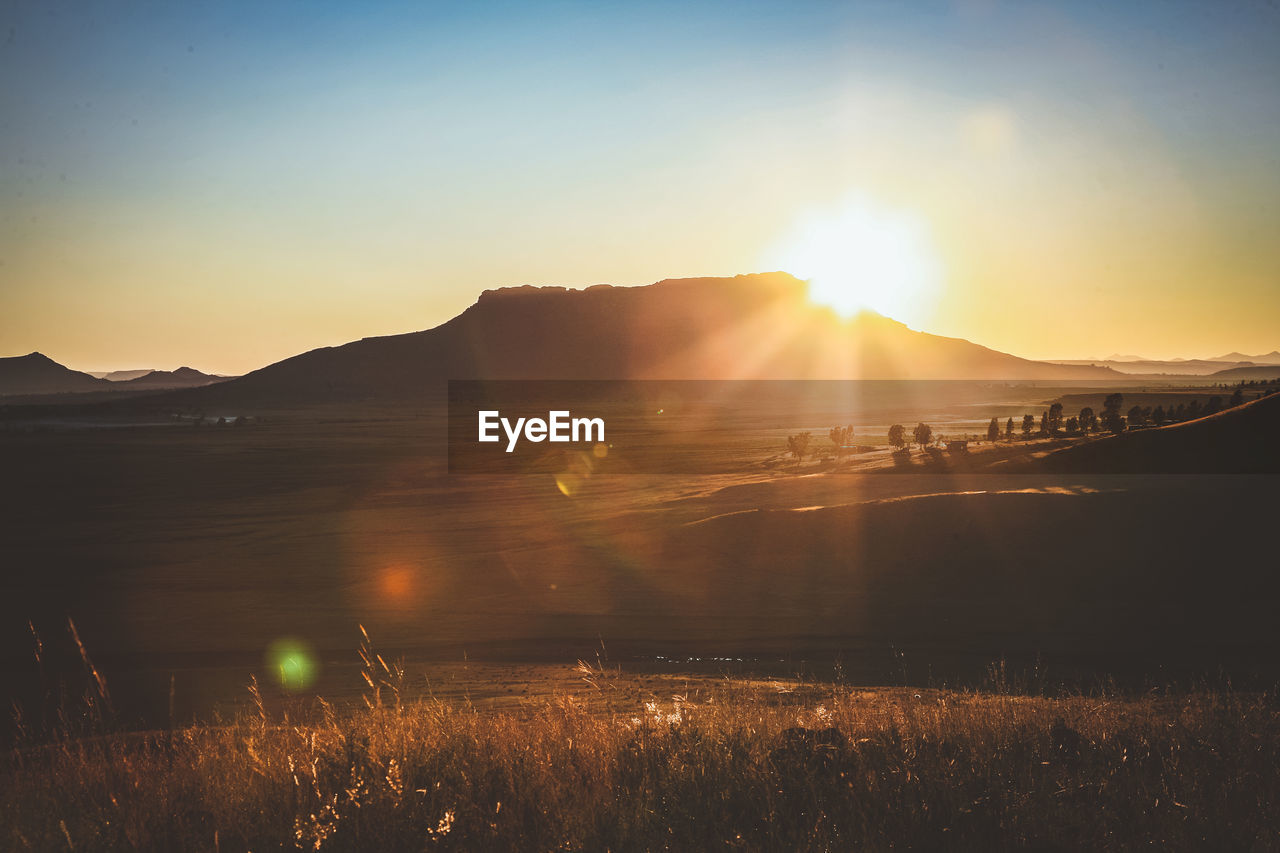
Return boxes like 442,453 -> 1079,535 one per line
1050,357 -> 1280,376
1211,350 -> 1280,364
117,367 -> 227,390
1096,350 -> 1280,365
90,369 -> 155,381
167,273 -> 1132,406
0,354 -> 227,398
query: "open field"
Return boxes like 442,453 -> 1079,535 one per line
3,382 -> 1278,850
4,663 -> 1278,852
3,388 -> 1279,731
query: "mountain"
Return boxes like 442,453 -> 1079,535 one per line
118,367 -> 227,389
168,273 -> 1121,407
1049,349 -> 1280,376
1050,358 -> 1262,376
1211,351 -> 1280,364
99,369 -> 156,381
1207,364 -> 1280,381
0,353 -> 110,396
1,356 -> 228,399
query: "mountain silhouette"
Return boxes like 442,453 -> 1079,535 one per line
174,273 -> 1121,406
0,355 -> 228,398
98,369 -> 155,381
1051,357 -> 1271,376
117,367 -> 227,390
0,352 -> 110,396
1207,364 -> 1280,381
1211,351 -> 1280,364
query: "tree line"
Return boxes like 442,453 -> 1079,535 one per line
784,382 -> 1278,461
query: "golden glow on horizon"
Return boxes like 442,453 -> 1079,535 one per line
763,193 -> 944,328
4,51 -> 1278,370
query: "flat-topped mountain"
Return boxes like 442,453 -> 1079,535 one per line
171,273 -> 1121,405
96,369 -> 155,381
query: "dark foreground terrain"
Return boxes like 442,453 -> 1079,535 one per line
4,667 -> 1277,852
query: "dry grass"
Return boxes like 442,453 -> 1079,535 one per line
4,652 -> 1279,852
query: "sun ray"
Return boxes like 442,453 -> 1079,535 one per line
764,193 -> 944,329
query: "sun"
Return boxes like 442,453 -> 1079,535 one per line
763,193 -> 943,326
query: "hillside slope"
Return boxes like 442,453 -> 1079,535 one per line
1208,365 -> 1280,381
1036,392 -> 1280,473
0,353 -> 109,396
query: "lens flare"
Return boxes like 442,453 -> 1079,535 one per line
554,449 -> 602,497
266,637 -> 318,691
555,472 -> 581,496
379,564 -> 415,602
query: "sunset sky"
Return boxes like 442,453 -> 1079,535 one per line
2,0 -> 1278,374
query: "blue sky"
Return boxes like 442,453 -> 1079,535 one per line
2,0 -> 1278,372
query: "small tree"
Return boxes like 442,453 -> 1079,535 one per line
787,431 -> 811,461
888,423 -> 907,450
829,425 -> 854,456
1065,416 -> 1080,434
1021,414 -> 1035,436
1229,388 -> 1244,407
987,417 -> 1000,442
1079,406 -> 1096,433
1038,411 -> 1049,435
912,422 -> 933,451
1151,405 -> 1166,426
1101,393 -> 1124,433
1128,405 -> 1146,428
1005,417 -> 1014,439
1048,402 -> 1064,434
